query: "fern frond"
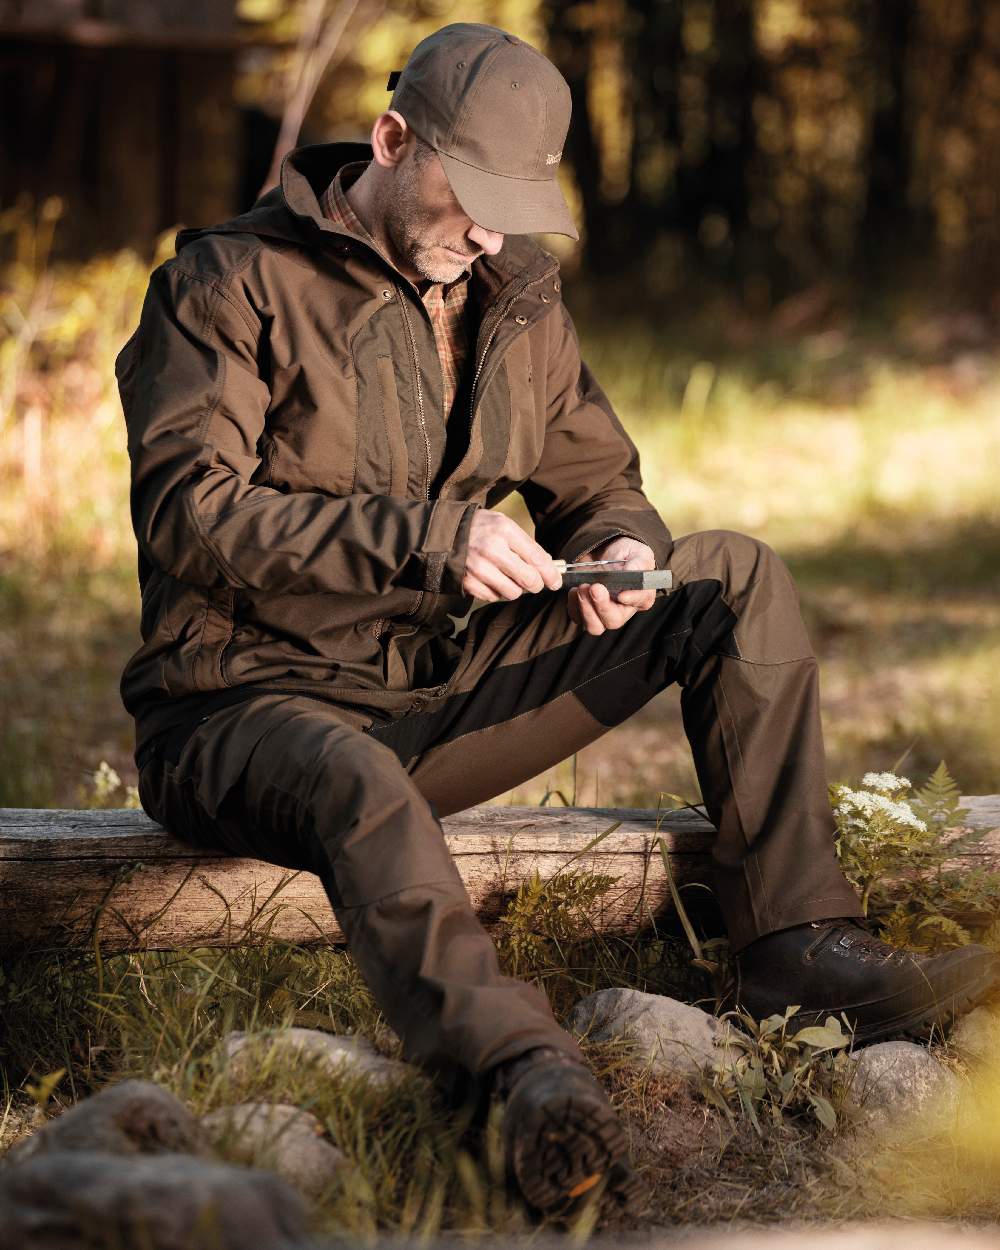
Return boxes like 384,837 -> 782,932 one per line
911,760 -> 970,833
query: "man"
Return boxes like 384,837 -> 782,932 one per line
116,23 -> 997,1215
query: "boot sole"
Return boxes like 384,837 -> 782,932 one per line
504,1071 -> 645,1216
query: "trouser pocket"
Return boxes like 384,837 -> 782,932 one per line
139,756 -> 230,854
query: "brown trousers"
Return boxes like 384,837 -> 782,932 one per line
138,529 -> 862,1079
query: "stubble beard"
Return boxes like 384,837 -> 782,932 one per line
380,162 -> 476,285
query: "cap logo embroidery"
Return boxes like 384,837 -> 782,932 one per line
545,150 -> 562,165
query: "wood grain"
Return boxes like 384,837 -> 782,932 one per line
1,798 -> 996,954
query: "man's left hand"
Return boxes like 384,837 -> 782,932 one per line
566,536 -> 658,635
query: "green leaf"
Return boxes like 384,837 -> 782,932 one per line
792,1025 -> 850,1050
760,1010 -> 794,1035
809,1092 -> 838,1130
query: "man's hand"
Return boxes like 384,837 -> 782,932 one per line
567,536 -> 657,635
462,510 -> 563,602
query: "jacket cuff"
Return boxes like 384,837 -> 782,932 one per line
564,517 -> 673,570
420,499 -> 481,595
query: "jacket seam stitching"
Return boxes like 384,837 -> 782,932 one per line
172,263 -> 262,338
167,268 -> 259,589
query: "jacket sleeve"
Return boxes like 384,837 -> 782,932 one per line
117,261 -> 477,597
520,302 -> 674,567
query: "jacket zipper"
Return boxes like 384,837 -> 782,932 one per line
386,265 -> 557,626
391,282 -> 431,625
393,282 -> 431,501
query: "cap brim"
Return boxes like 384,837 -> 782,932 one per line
438,150 -> 580,241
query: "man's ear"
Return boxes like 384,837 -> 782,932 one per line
370,110 -> 416,169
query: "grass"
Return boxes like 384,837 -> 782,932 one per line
2,201 -> 999,807
0,919 -> 729,1236
3,201 -> 1000,1236
496,312 -> 1000,805
4,870 -> 998,1235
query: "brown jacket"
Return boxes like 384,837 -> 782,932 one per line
116,141 -> 673,756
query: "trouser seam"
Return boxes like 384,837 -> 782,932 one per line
715,662 -> 775,934
417,644 -> 669,751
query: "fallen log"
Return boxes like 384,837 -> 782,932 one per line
1,797 -> 997,954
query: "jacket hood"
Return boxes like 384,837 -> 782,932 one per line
174,140 -> 561,288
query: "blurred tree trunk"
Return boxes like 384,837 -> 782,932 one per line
544,0 -> 759,282
674,0 -> 756,273
623,0 -> 683,240
860,0 -> 921,272
542,0 -> 618,273
911,0 -> 1000,302
539,0 -> 1000,308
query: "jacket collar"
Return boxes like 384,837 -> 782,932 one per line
174,140 -> 561,302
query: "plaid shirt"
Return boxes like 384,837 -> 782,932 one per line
320,162 -> 474,423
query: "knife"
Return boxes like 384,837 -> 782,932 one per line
551,559 -> 673,592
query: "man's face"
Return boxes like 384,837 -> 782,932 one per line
382,142 -> 504,285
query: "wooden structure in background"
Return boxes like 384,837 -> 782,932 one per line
0,0 -> 281,258
1,798 -> 999,954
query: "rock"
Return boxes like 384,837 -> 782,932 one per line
568,988 -> 731,1077
948,1004 -> 1000,1064
221,1027 -> 410,1089
0,1150 -> 308,1250
849,1041 -> 961,1128
5,1078 -> 208,1164
202,1102 -> 348,1200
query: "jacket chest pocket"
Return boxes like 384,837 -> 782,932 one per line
499,334 -> 545,482
265,364 -> 358,496
357,356 -> 409,497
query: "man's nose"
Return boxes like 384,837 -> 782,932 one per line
467,221 -> 504,255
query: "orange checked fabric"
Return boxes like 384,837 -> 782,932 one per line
320,162 -> 474,423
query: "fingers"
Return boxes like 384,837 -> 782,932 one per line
589,537 -> 656,573
463,511 -> 562,600
503,524 -> 563,591
613,588 -> 657,611
463,570 -> 524,603
570,582 -> 643,635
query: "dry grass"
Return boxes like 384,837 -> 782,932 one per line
0,928 -> 879,1237
2,201 -> 999,807
3,202 -> 1000,1238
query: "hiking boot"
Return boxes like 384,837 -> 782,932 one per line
493,1045 -> 645,1217
734,918 -> 1000,1044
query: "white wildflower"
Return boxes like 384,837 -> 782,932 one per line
91,760 -> 122,801
832,785 -> 926,833
861,771 -> 912,794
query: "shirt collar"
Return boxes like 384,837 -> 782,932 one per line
320,161 -> 473,298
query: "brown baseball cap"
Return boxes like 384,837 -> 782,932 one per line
386,23 -> 579,241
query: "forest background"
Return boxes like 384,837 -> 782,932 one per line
2,0 -> 999,812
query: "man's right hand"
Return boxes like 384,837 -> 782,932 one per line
461,510 -> 563,602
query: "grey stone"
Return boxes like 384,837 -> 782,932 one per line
568,987 -> 731,1077
202,1102 -> 348,1200
5,1078 -> 209,1164
849,1040 -> 961,1127
948,1004 -> 1000,1064
221,1027 -> 410,1089
0,1149 -> 308,1250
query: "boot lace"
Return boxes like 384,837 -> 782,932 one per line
808,917 -> 914,964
